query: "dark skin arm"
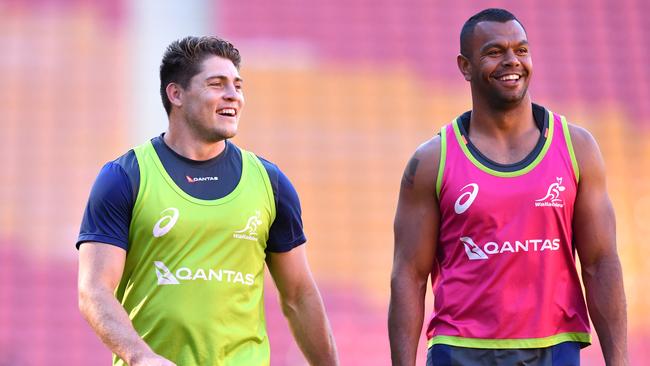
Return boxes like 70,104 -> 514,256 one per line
570,125 -> 628,365
388,136 -> 441,366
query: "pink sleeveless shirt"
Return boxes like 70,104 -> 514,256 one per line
427,108 -> 591,349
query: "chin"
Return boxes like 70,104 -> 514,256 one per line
212,121 -> 239,140
498,89 -> 528,105
489,95 -> 525,110
201,129 -> 237,142
221,127 -> 239,140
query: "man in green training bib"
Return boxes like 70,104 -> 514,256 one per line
76,36 -> 339,366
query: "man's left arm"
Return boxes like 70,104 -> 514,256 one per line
267,246 -> 339,366
570,124 -> 628,365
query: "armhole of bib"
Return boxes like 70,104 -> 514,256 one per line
561,116 -> 580,183
436,125 -> 447,198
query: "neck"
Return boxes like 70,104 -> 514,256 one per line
164,118 -> 226,161
469,95 -> 535,139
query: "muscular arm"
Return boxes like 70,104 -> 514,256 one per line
389,137 -> 441,366
570,125 -> 628,365
78,243 -> 175,366
266,245 -> 339,366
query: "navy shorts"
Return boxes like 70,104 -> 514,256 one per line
426,342 -> 581,366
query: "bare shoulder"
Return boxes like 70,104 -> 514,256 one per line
416,134 -> 442,157
566,123 -> 605,176
567,123 -> 598,152
401,134 -> 442,193
414,134 -> 442,172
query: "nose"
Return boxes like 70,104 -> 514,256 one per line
502,49 -> 521,67
223,84 -> 242,102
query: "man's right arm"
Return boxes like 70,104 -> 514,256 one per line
388,136 -> 441,366
77,157 -> 174,365
78,243 -> 175,366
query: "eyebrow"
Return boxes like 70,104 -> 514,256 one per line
480,40 -> 529,53
205,75 -> 244,83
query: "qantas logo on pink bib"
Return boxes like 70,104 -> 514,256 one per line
535,177 -> 565,208
460,237 -> 488,260
460,236 -> 561,260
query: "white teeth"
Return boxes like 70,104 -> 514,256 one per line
499,74 -> 520,81
218,108 -> 236,116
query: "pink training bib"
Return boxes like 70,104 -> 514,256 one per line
427,107 -> 591,349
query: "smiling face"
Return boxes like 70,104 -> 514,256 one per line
459,20 -> 532,109
176,55 -> 245,142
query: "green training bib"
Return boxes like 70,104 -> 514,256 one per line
114,141 -> 276,366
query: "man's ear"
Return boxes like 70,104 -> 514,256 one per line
166,83 -> 184,108
457,54 -> 472,81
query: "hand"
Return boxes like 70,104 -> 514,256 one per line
130,353 -> 177,366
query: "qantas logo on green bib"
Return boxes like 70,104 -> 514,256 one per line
154,261 -> 254,286
154,261 -> 180,284
152,208 -> 179,237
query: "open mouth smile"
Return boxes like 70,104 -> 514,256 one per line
497,74 -> 520,81
217,108 -> 237,117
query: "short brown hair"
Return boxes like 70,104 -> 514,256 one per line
159,36 -> 241,115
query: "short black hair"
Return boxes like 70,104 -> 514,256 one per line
159,36 -> 241,115
460,8 -> 525,57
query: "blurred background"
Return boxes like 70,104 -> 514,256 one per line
1,0 -> 649,365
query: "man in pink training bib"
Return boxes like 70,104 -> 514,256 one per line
388,8 -> 628,366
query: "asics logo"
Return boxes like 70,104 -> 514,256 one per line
454,183 -> 479,214
152,207 -> 180,238
460,237 -> 489,260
